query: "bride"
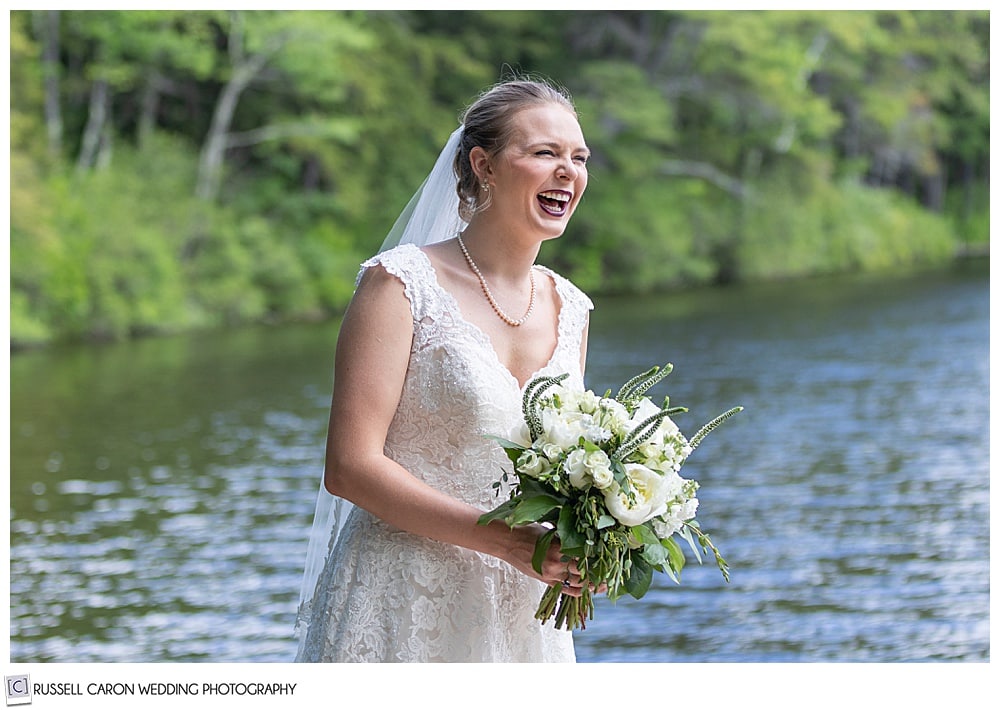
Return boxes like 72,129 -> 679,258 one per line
295,78 -> 594,662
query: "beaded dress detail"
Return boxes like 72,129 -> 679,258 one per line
295,244 -> 593,662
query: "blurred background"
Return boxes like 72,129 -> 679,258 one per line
8,10 -> 989,663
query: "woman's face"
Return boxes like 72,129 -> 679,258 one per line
486,104 -> 590,240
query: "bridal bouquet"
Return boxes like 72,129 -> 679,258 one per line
478,365 -> 741,630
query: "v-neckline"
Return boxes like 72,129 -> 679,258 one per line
412,246 -> 566,391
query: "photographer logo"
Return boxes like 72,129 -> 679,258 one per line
4,676 -> 31,706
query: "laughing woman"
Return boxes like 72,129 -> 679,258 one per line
295,78 -> 595,662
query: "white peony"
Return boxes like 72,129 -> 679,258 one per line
626,397 -> 661,431
549,385 -> 581,411
627,397 -> 682,440
509,420 -> 533,448
540,408 -> 587,452
603,463 -> 671,526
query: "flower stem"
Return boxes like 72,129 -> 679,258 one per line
535,584 -> 593,631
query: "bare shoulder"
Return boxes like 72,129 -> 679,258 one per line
334,262 -> 414,362
350,261 -> 410,315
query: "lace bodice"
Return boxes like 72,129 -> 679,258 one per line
295,243 -> 592,662
377,244 -> 591,509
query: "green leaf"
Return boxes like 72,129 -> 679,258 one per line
483,434 -> 527,451
629,523 -> 659,546
556,505 -> 587,557
518,477 -> 555,499
624,553 -> 654,599
663,536 -> 687,575
596,514 -> 617,530
678,524 -> 703,563
483,435 -> 526,465
532,527 -> 557,575
642,539 -> 670,567
477,497 -> 522,526
507,494 -> 561,526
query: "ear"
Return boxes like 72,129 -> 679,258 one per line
469,146 -> 493,183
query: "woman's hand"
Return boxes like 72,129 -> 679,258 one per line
497,522 -> 605,598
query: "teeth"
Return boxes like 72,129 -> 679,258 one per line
539,191 -> 570,202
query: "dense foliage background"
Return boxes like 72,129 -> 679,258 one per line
9,10 -> 989,347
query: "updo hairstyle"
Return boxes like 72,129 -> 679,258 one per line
454,79 -> 577,221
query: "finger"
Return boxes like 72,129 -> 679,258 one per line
559,581 -> 583,598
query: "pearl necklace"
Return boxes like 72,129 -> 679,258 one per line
457,234 -> 535,327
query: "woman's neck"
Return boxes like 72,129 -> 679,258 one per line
458,219 -> 541,284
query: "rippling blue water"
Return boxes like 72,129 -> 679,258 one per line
9,262 -> 989,662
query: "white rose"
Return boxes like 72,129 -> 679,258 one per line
586,450 -> 615,489
516,449 -> 547,478
603,462 -> 671,527
540,442 -> 563,461
564,448 -> 590,489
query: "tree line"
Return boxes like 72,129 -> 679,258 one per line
10,10 -> 989,347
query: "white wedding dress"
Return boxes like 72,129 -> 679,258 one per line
295,243 -> 592,662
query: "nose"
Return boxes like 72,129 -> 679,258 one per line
557,157 -> 578,181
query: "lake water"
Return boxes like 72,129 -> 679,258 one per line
8,260 -> 989,663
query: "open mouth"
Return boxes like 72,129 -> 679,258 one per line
538,190 -> 572,217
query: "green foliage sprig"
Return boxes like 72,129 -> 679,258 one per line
522,373 -> 570,442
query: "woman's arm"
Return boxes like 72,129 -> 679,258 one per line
323,265 -> 582,592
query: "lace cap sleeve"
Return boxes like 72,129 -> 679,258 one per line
357,244 -> 441,323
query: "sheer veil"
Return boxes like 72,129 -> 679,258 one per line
378,126 -> 468,252
295,126 -> 467,651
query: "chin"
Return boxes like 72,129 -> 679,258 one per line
532,215 -> 573,241
542,217 -> 574,241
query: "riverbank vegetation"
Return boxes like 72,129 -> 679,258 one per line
10,10 -> 989,347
